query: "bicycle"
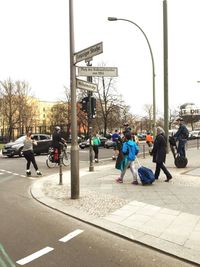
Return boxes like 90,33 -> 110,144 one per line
46,144 -> 71,168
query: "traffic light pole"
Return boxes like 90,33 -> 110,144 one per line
87,61 -> 94,172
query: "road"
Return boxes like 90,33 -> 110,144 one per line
0,149 -> 195,266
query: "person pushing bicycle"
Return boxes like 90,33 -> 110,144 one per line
52,126 -> 66,164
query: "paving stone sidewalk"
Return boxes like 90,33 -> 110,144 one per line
31,148 -> 200,265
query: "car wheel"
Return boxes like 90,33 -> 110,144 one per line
18,147 -> 23,157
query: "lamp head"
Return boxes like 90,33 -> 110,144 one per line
108,17 -> 118,21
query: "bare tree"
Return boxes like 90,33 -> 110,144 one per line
143,104 -> 153,131
93,76 -> 126,135
0,78 -> 37,140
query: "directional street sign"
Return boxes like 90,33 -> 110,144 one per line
74,42 -> 103,64
77,67 -> 118,77
76,79 -> 98,92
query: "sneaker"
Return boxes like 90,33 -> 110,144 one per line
132,181 -> 139,185
94,159 -> 99,163
26,170 -> 31,177
36,171 -> 42,176
112,156 -> 116,160
116,178 -> 123,183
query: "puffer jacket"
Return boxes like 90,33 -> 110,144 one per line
122,140 -> 139,161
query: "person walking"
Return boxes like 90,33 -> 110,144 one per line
111,129 -> 120,160
22,131 -> 42,177
116,132 -> 139,185
92,133 -> 101,163
173,117 -> 189,158
151,127 -> 172,182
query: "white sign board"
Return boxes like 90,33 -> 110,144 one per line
74,42 -> 103,64
77,67 -> 118,77
76,79 -> 97,92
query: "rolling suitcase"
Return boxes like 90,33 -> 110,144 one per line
136,157 -> 155,185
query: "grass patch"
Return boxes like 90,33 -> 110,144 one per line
0,144 -> 4,150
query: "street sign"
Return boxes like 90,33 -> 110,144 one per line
77,67 -> 118,77
76,79 -> 97,92
74,42 -> 103,64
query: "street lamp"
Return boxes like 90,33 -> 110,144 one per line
69,0 -> 79,199
108,17 -> 156,137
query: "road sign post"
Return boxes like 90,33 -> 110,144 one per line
77,67 -> 118,77
76,79 -> 97,92
74,42 -> 103,64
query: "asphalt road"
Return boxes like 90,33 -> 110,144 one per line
0,147 -> 196,266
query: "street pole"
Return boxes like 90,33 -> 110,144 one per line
86,61 -> 94,172
69,0 -> 79,199
163,0 -> 169,152
108,17 -> 156,138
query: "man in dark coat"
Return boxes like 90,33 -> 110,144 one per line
173,117 -> 189,158
152,127 -> 172,182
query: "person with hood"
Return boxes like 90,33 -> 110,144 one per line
152,127 -> 172,182
116,132 -> 139,185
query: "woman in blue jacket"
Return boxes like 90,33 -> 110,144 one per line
116,132 -> 139,185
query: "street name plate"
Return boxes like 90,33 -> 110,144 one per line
76,79 -> 97,92
78,67 -> 118,77
74,42 -> 103,64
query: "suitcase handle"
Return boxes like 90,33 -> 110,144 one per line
135,156 -> 141,168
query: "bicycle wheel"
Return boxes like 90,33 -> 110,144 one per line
46,155 -> 57,168
62,151 -> 71,167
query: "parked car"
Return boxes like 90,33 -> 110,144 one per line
137,133 -> 146,141
79,136 -> 108,149
104,140 -> 116,149
189,130 -> 200,139
2,134 -> 52,157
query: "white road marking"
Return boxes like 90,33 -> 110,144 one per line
0,173 -> 3,175
16,246 -> 54,265
59,229 -> 84,243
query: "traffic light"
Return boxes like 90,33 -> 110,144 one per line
80,97 -> 89,113
91,97 -> 96,117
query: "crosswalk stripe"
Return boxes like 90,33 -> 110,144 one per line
16,247 -> 54,265
59,229 -> 84,242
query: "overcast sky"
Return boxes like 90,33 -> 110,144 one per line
0,0 -> 200,116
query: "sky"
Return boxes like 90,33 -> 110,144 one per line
0,0 -> 200,117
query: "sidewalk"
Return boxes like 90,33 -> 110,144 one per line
31,148 -> 200,265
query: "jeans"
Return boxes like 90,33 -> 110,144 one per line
120,160 -> 137,182
93,145 -> 99,160
23,150 -> 38,171
177,139 -> 187,158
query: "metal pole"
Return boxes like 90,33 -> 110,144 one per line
59,157 -> 63,185
108,17 -> 156,138
69,0 -> 79,199
86,61 -> 94,172
163,0 -> 169,152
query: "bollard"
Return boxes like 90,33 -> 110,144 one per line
59,155 -> 63,185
